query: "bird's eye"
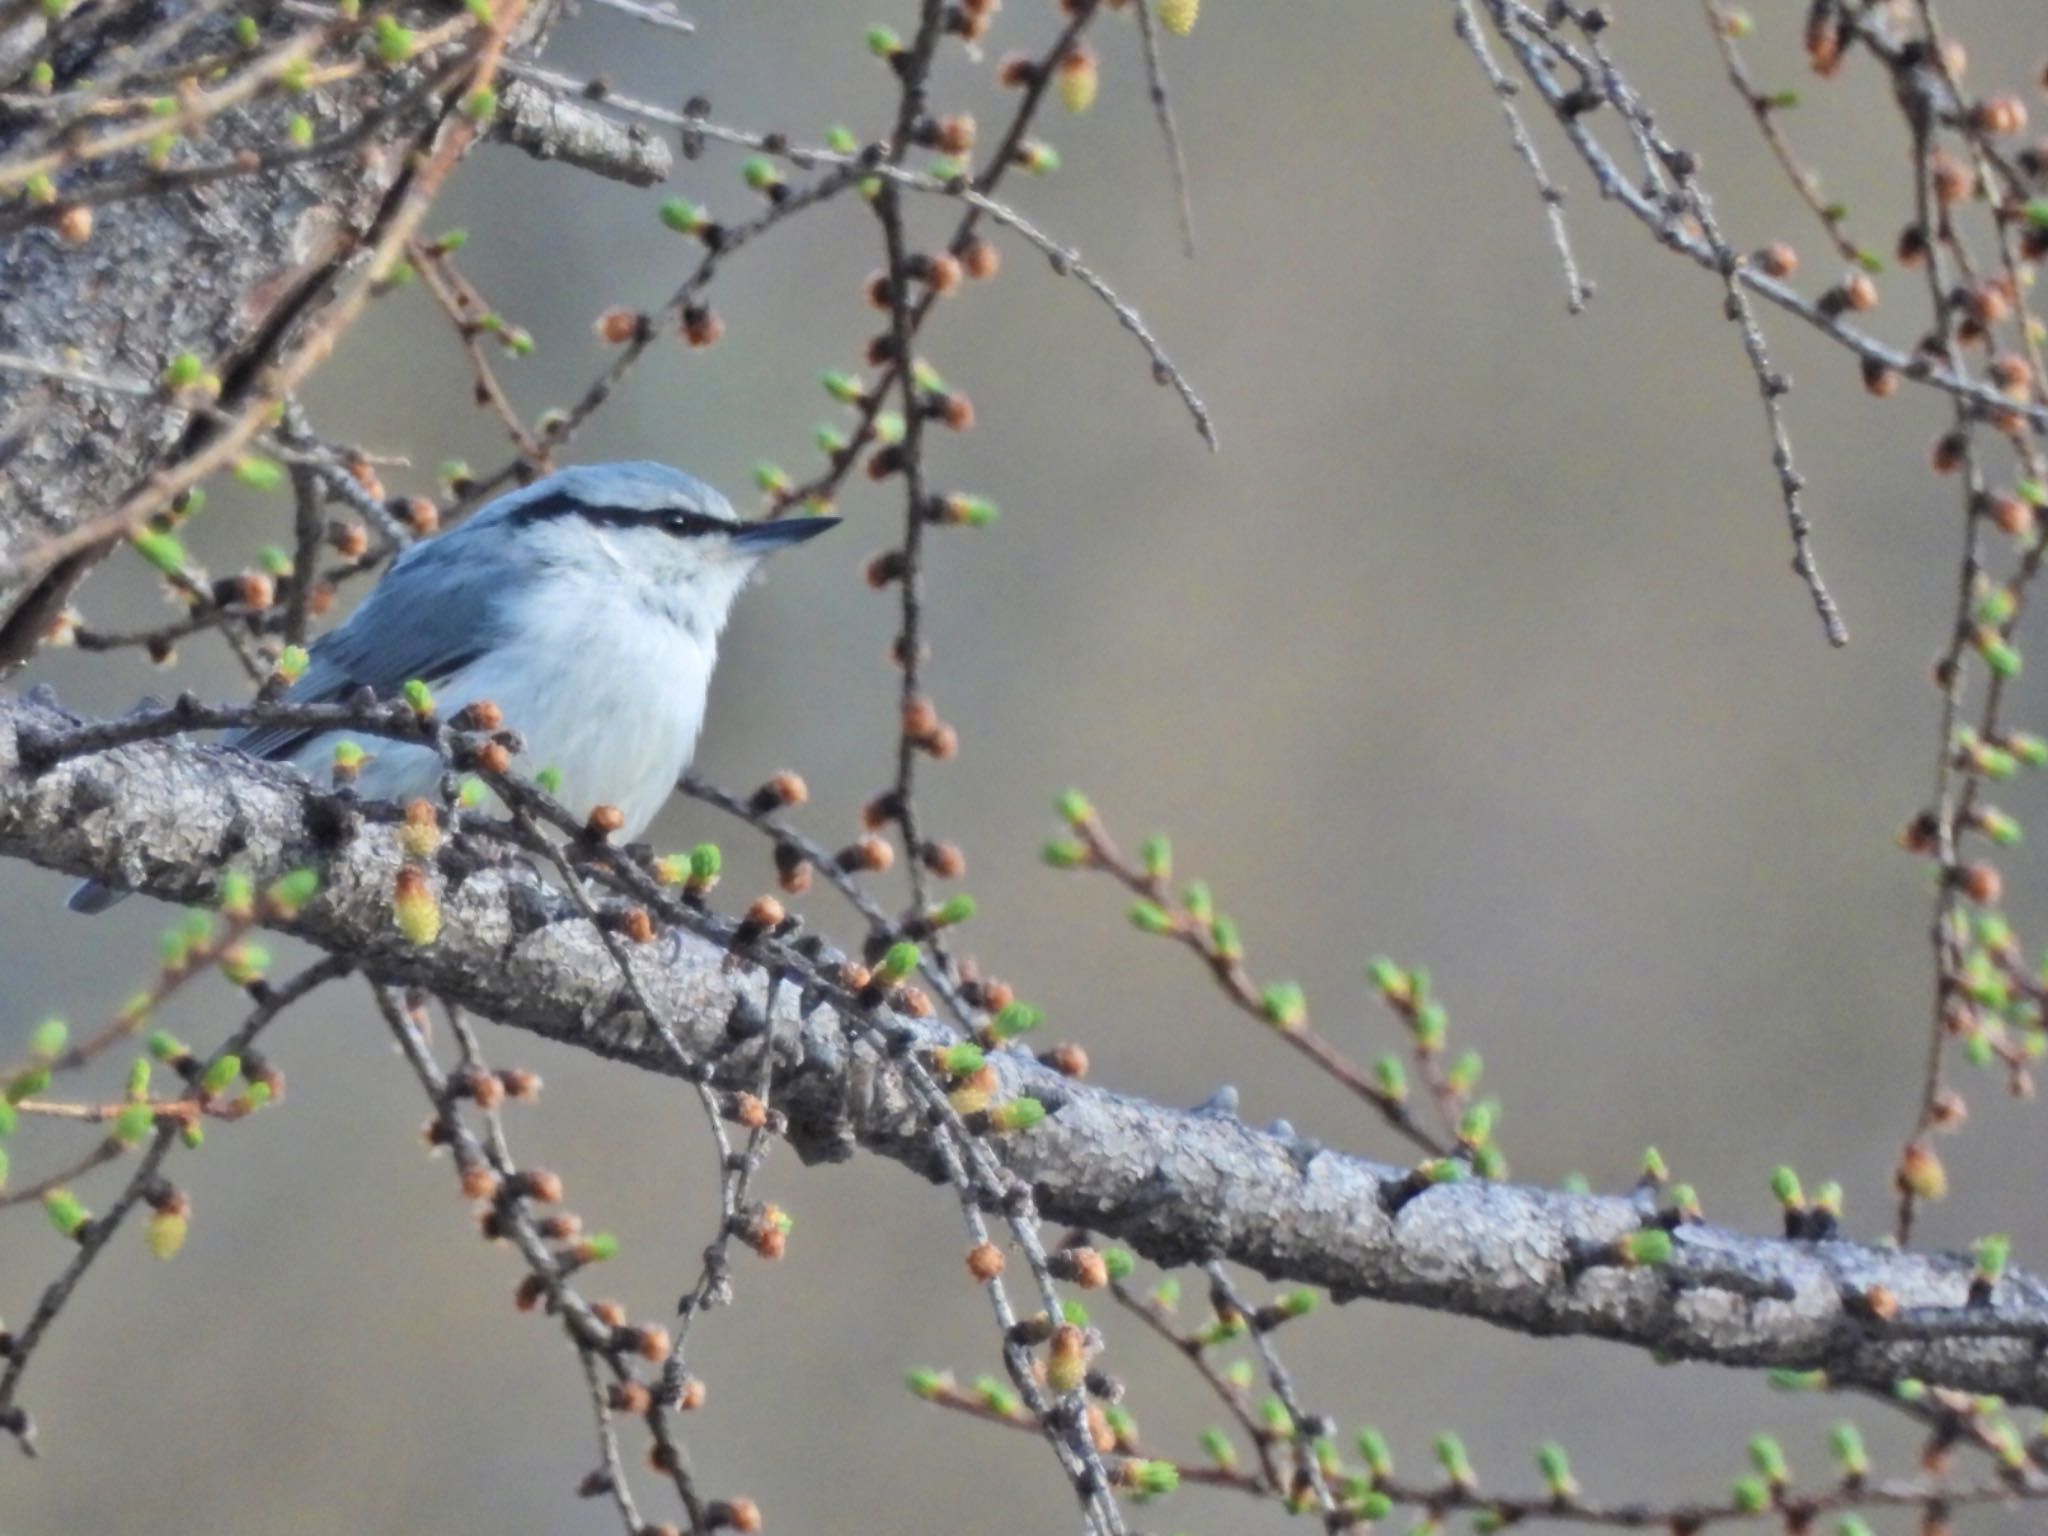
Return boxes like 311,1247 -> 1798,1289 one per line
659,508 -> 726,539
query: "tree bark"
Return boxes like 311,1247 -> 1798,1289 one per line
0,2 -> 567,667
4,684 -> 2046,1408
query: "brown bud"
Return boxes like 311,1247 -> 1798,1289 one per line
1930,150 -> 1972,206
459,1164 -> 499,1200
863,270 -> 895,310
586,804 -> 626,838
978,978 -> 1014,1013
1841,271 -> 1878,312
743,894 -> 786,931
961,237 -> 1000,281
474,739 -> 511,775
760,770 -> 807,808
452,699 -> 504,731
967,1241 -> 1006,1280
514,1273 -> 549,1311
55,204 -> 91,245
921,840 -> 967,878
1066,1246 -> 1109,1290
1929,1087 -> 1969,1128
622,907 -> 655,944
862,790 -> 904,829
730,1092 -> 769,1130
595,307 -> 641,345
1043,1042 -> 1089,1079
608,1379 -> 652,1415
1862,1283 -> 1899,1321
708,1498 -> 762,1534
1897,1140 -> 1948,1201
997,52 -> 1039,88
513,1168 -> 564,1204
902,695 -> 940,737
935,114 -> 976,154
925,252 -> 962,294
1989,355 -> 2032,397
1753,243 -> 1799,279
865,550 -> 908,588
1957,861 -> 2003,904
682,304 -> 723,348
1972,94 -> 2028,138
919,723 -> 960,760
236,572 -> 275,610
675,1376 -> 707,1411
331,520 -> 370,558
935,392 -> 975,431
837,833 -> 895,873
1988,493 -> 2036,539
406,498 -> 441,535
1931,432 -> 1969,474
1861,357 -> 1899,398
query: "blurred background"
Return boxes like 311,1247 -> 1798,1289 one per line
5,2 -> 2047,1530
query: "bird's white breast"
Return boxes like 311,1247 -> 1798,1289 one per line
446,578 -> 714,838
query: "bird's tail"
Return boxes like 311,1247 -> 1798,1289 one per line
67,879 -> 130,915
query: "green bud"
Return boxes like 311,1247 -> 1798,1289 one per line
877,940 -> 921,983
582,1231 -> 620,1262
163,351 -> 204,390
905,1367 -> 945,1399
1768,1368 -> 1826,1391
1060,1299 -> 1089,1327
941,1042 -> 985,1077
1458,1101 -> 1493,1147
689,842 -> 722,887
201,1054 -> 241,1096
1537,1442 -> 1576,1496
131,528 -> 188,576
1054,789 -> 1092,824
865,23 -> 901,56
1199,1426 -> 1236,1468
991,1097 -> 1047,1133
180,1122 -> 204,1149
461,86 -> 498,122
7,1066 -> 50,1104
1128,899 -> 1175,935
1042,837 -> 1088,868
1828,1421 -> 1868,1476
1731,1476 -> 1770,1514
1209,915 -> 1242,959
1129,1459 -> 1178,1497
1355,1064 -> 1404,1118
1770,1165 -> 1804,1207
1975,1232 -> 2012,1281
113,1103 -> 155,1145
125,1058 -> 151,1102
825,125 -> 858,154
233,14 -> 260,45
534,765 -> 562,795
1102,1247 -> 1134,1281
822,368 -> 865,404
1435,1432 -> 1474,1485
30,1017 -> 67,1059
373,15 -> 415,62
45,1188 -> 88,1237
1260,982 -> 1306,1030
990,1002 -> 1043,1039
742,156 -> 780,192
1749,1434 -> 1788,1485
932,894 -> 977,927
402,677 -> 435,715
1140,835 -> 1172,879
1620,1229 -> 1673,1266
267,867 -> 319,915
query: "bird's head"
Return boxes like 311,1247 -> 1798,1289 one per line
480,460 -> 838,635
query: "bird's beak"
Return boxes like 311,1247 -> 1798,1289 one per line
731,515 -> 840,553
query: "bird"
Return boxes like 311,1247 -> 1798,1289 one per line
70,460 -> 836,912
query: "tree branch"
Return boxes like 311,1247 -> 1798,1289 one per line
4,686 -> 2047,1406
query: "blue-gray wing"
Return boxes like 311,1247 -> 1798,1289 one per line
232,522 -> 533,760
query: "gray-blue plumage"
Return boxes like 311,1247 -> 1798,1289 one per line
70,461 -> 834,913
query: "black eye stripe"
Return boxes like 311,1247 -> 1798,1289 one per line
507,491 -> 733,539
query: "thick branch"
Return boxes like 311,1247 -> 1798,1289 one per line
3,687 -> 2047,1405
